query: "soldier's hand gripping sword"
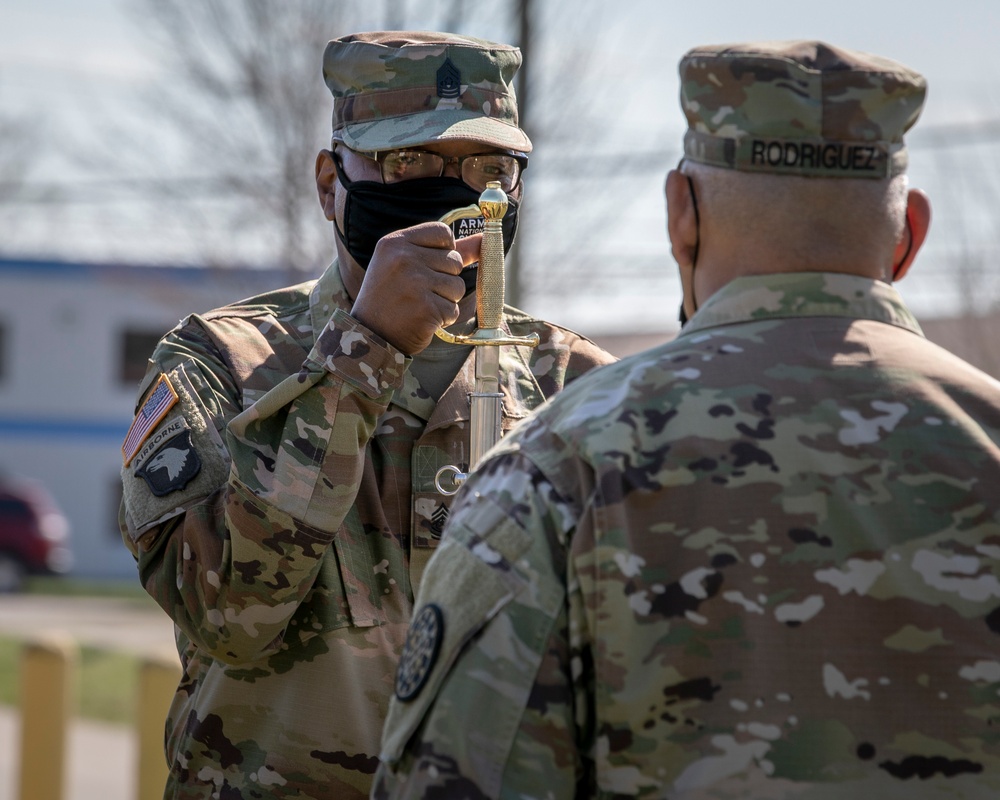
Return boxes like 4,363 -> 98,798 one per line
433,180 -> 539,495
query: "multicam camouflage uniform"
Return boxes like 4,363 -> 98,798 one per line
118,262 -> 613,799
375,37 -> 1000,799
374,271 -> 1000,798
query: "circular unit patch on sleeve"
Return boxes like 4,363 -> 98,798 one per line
395,603 -> 444,702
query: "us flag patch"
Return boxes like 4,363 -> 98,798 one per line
122,374 -> 179,466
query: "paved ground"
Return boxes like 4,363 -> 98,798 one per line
0,707 -> 134,800
0,593 -> 176,657
0,593 -> 176,800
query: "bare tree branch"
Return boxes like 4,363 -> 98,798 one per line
0,81 -> 47,240
111,0 -> 349,276
95,0 -> 530,277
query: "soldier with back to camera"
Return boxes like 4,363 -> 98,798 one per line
374,40 -> 1000,799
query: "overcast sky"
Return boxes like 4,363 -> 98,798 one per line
3,0 -> 1000,331
7,0 -> 999,124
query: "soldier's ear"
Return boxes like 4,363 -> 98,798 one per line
666,169 -> 699,269
666,169 -> 700,320
315,150 -> 338,221
892,188 -> 931,282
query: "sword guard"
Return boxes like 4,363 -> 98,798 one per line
435,328 -> 540,347
438,203 -> 482,227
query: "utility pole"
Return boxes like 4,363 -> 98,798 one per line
506,0 -> 531,309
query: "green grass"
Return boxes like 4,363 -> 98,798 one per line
23,575 -> 157,608
0,634 -> 140,724
0,636 -> 16,708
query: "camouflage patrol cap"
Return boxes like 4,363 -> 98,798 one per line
679,41 -> 926,178
323,31 -> 532,154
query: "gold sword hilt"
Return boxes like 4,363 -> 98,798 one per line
433,181 -> 539,496
436,181 -> 540,347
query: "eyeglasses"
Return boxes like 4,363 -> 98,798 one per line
370,149 -> 527,192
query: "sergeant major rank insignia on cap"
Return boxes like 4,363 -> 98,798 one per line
436,57 -> 461,99
395,603 -> 444,702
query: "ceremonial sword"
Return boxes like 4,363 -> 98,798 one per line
433,180 -> 539,495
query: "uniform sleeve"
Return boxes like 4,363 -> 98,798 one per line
563,330 -> 618,380
373,432 -> 597,798
527,324 -> 618,400
119,307 -> 407,664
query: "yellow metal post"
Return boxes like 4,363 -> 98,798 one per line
17,632 -> 77,800
137,650 -> 181,800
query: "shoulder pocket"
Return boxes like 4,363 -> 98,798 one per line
381,491 -> 564,777
121,362 -> 231,538
380,536 -> 525,766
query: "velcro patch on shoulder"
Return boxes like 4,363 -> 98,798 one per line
395,603 -> 445,702
381,540 -> 523,766
121,363 -> 231,539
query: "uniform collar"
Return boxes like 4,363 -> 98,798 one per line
679,272 -> 924,338
421,339 -> 544,432
309,261 -> 355,340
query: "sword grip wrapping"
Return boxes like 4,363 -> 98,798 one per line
475,182 -> 507,331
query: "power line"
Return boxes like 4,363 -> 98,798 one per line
0,175 -> 270,204
4,117 -> 1000,205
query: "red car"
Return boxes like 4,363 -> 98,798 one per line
0,478 -> 73,592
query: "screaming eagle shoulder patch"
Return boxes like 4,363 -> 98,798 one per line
395,603 -> 444,702
134,429 -> 202,497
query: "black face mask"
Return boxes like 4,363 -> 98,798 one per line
334,168 -> 519,295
